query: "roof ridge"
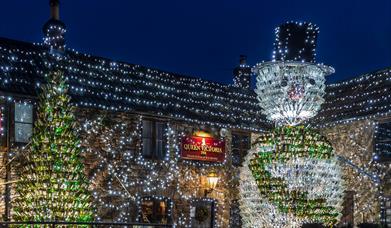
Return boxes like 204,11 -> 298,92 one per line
328,67 -> 391,86
0,36 -> 234,88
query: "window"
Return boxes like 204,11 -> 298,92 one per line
14,103 -> 33,143
0,104 -> 6,147
232,132 -> 251,166
386,198 -> 391,227
140,197 -> 171,224
229,200 -> 242,227
142,119 -> 166,159
375,122 -> 391,162
339,191 -> 354,226
190,200 -> 215,228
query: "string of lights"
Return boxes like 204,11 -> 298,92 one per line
239,126 -> 345,227
0,42 -> 269,132
241,21 -> 347,228
0,11 -> 389,227
321,120 -> 389,224
78,113 -> 233,227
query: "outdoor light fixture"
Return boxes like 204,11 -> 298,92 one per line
204,172 -> 219,197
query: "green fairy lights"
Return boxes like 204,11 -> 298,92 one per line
239,21 -> 345,228
248,126 -> 343,226
239,126 -> 345,227
13,70 -> 93,224
252,126 -> 333,160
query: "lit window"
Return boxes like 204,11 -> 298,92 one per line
142,120 -> 166,159
14,103 -> 33,143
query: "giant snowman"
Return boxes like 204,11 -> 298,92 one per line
239,22 -> 345,228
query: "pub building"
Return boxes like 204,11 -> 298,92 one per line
0,1 -> 390,227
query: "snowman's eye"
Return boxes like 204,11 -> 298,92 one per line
281,79 -> 288,87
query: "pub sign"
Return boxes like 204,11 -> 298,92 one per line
181,135 -> 225,162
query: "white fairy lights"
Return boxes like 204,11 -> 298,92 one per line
0,40 -> 390,130
239,148 -> 345,227
321,120 -> 390,225
80,116 -> 179,222
273,22 -> 319,63
0,15 -> 389,227
254,61 -> 334,126
255,22 -> 334,126
0,42 -> 269,131
0,105 -> 5,137
43,24 -> 66,52
313,68 -> 391,128
242,21 -> 346,228
79,113 -> 231,227
239,126 -> 346,227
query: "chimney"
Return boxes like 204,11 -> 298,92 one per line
50,0 -> 60,20
43,0 -> 66,54
239,54 -> 247,65
233,55 -> 251,89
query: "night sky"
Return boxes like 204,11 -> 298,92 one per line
0,0 -> 390,84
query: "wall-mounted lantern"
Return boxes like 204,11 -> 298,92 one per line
204,172 -> 219,197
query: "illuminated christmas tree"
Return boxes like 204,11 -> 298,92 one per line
13,70 -> 93,223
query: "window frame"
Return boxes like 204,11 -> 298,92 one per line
141,118 -> 167,160
142,119 -> 154,159
385,197 -> 391,227
139,196 -> 172,224
0,103 -> 7,148
13,102 -> 34,144
190,198 -> 217,228
231,131 -> 251,166
374,121 -> 391,162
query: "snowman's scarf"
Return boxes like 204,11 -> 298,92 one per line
239,142 -> 345,228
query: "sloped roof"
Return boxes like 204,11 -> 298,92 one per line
0,37 -> 269,131
0,37 -> 390,130
313,67 -> 391,126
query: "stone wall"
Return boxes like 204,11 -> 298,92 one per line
320,120 -> 381,225
5,104 -> 385,226
0,147 -> 7,220
76,108 -> 239,227
247,121 -> 385,226
0,107 -> 243,227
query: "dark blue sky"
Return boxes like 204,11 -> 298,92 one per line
0,0 -> 390,84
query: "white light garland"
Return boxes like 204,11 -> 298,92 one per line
78,113 -> 233,227
239,130 -> 345,227
0,42 -> 269,132
0,17 -> 390,227
80,115 -> 179,222
254,61 -> 333,125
